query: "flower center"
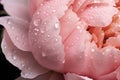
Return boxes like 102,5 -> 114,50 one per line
88,12 -> 120,49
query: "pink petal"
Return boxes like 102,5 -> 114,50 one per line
16,72 -> 64,80
91,46 -> 120,77
1,0 -> 30,21
73,0 -> 92,12
64,73 -> 93,80
29,16 -> 65,71
29,0 -> 71,71
1,31 -> 49,79
79,4 -> 118,27
64,21 -> 92,74
60,9 -> 79,42
0,17 -> 29,51
28,0 -> 44,16
105,35 -> 120,48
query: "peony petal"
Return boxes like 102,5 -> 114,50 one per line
29,0 -> 71,71
90,46 -> 120,77
60,9 -> 79,42
79,4 -> 118,27
16,71 -> 52,80
1,31 -> 49,79
73,0 -> 92,12
64,21 -> 92,74
28,0 -> 44,16
0,17 -> 29,51
104,35 -> 120,48
1,0 -> 30,21
16,71 -> 64,80
64,73 -> 93,80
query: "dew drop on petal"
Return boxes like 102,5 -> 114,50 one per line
42,52 -> 46,57
47,35 -> 50,38
21,72 -> 28,77
54,22 -> 60,29
12,56 -> 17,60
34,28 -> 39,32
4,46 -> 7,49
91,48 -> 95,52
77,26 -> 81,29
7,19 -> 11,24
38,46 -> 41,49
21,63 -> 25,67
52,9 -> 56,13
62,60 -> 65,64
34,19 -> 40,26
40,30 -> 45,34
55,38 -> 58,42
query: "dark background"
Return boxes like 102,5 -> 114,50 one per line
0,4 -> 21,80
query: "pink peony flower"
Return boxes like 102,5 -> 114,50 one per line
1,0 -> 120,80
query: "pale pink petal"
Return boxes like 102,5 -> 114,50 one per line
0,17 -> 29,51
16,72 -> 64,80
1,0 -> 30,21
64,21 -> 92,74
28,0 -> 44,16
29,0 -> 71,71
104,35 -> 120,48
79,4 -> 118,27
91,46 -> 120,77
64,73 -> 93,80
16,71 -> 52,80
98,69 -> 117,80
60,9 -> 79,42
116,67 -> 120,80
29,16 -> 65,71
1,31 -> 49,79
73,0 -> 92,12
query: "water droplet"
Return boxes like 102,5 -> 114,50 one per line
34,19 -> 40,26
36,11 -> 40,15
43,22 -> 47,25
21,72 -> 28,77
77,26 -> 80,29
21,63 -> 25,67
91,48 -> 95,52
54,22 -> 60,29
34,33 -> 38,35
34,28 -> 39,32
40,30 -> 45,34
42,52 -> 46,57
4,46 -> 7,49
105,48 -> 110,52
47,35 -> 50,38
13,56 -> 17,60
65,46 -> 69,50
52,9 -> 56,13
62,60 -> 65,64
38,46 -> 41,48
7,19 -> 11,24
55,38 -> 58,42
